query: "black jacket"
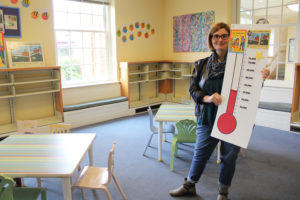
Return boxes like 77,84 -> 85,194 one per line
189,57 -> 209,117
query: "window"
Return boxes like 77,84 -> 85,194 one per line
239,0 -> 299,87
53,0 -> 115,86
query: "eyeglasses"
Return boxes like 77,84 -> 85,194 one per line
212,34 -> 229,40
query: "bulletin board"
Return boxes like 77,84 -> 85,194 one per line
0,6 -> 21,37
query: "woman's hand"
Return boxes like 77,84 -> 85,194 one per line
261,67 -> 270,81
203,93 -> 222,106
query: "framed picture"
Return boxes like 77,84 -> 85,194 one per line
0,6 -> 21,37
0,32 -> 7,68
6,41 -> 45,68
288,38 -> 295,62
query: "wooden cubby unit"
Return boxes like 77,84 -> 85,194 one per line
291,63 -> 300,132
0,66 -> 64,135
120,61 -> 194,109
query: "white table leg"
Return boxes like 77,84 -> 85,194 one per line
88,146 -> 94,166
61,177 -> 72,200
158,121 -> 163,162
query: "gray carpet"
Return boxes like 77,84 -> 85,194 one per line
23,113 -> 300,200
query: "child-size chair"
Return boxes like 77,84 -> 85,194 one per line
170,119 -> 197,171
72,141 -> 127,200
49,123 -> 71,134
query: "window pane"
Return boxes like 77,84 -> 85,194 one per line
70,32 -> 83,48
95,33 -> 106,48
83,32 -> 92,48
81,14 -> 93,30
240,11 -> 252,24
93,16 -> 104,30
54,12 -> 68,29
240,0 -> 252,11
53,0 -> 68,12
68,13 -> 81,29
83,49 -> 93,64
268,0 -> 283,7
80,3 -> 92,14
71,65 -> 83,81
82,64 -> 93,80
92,5 -> 104,15
71,49 -> 83,65
267,7 -> 282,24
61,65 -> 71,81
254,0 -> 267,9
67,1 -> 80,13
56,31 -> 70,47
253,9 -> 267,23
283,6 -> 298,24
57,48 -> 70,65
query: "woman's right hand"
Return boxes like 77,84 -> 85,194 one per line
203,93 -> 222,106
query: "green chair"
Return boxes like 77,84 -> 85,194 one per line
0,175 -> 46,200
170,119 -> 197,171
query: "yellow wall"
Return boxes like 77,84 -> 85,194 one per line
162,0 -> 232,61
1,1 -> 56,66
115,0 -> 165,62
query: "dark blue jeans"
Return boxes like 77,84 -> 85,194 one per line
188,124 -> 240,186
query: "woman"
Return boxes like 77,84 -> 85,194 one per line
169,22 -> 270,200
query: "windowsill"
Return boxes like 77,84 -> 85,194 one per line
62,81 -> 120,89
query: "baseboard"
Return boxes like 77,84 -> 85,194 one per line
64,101 -> 134,128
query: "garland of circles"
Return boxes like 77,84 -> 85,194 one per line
117,21 -> 155,42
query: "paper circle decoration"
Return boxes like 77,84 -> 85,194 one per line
141,22 -> 145,28
146,23 -> 151,30
151,28 -> 155,35
122,26 -> 127,33
145,32 -> 149,38
129,24 -> 134,31
129,34 -> 134,41
122,35 -> 127,42
135,22 -> 139,28
116,30 -> 121,37
42,10 -> 49,20
22,0 -> 30,7
31,10 -> 39,19
137,31 -> 142,37
10,0 -> 18,4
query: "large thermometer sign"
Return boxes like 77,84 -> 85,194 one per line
211,24 -> 271,148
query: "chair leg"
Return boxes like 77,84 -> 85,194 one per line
112,173 -> 127,200
217,142 -> 221,164
142,133 -> 155,156
41,188 -> 47,200
102,187 -> 112,200
81,188 -> 85,200
170,140 -> 177,171
241,148 -> 246,158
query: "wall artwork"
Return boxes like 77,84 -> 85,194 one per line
173,10 -> 215,52
6,41 -> 45,68
0,32 -> 7,68
0,6 -> 21,37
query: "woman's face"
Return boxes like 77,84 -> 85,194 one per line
211,28 -> 229,52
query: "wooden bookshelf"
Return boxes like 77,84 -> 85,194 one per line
291,63 -> 300,132
0,66 -> 64,135
120,61 -> 193,109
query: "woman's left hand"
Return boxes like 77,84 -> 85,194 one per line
261,67 -> 270,81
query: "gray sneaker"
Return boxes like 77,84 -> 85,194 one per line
169,178 -> 196,197
217,194 -> 229,200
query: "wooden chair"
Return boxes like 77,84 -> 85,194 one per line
49,123 -> 71,134
0,175 -> 46,200
17,120 -> 38,134
143,107 -> 175,156
73,142 -> 127,200
170,119 -> 197,171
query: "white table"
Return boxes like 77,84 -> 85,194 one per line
0,133 -> 96,200
154,104 -> 196,161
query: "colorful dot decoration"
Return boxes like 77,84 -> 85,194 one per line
117,21 -> 155,42
10,0 -> 18,4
